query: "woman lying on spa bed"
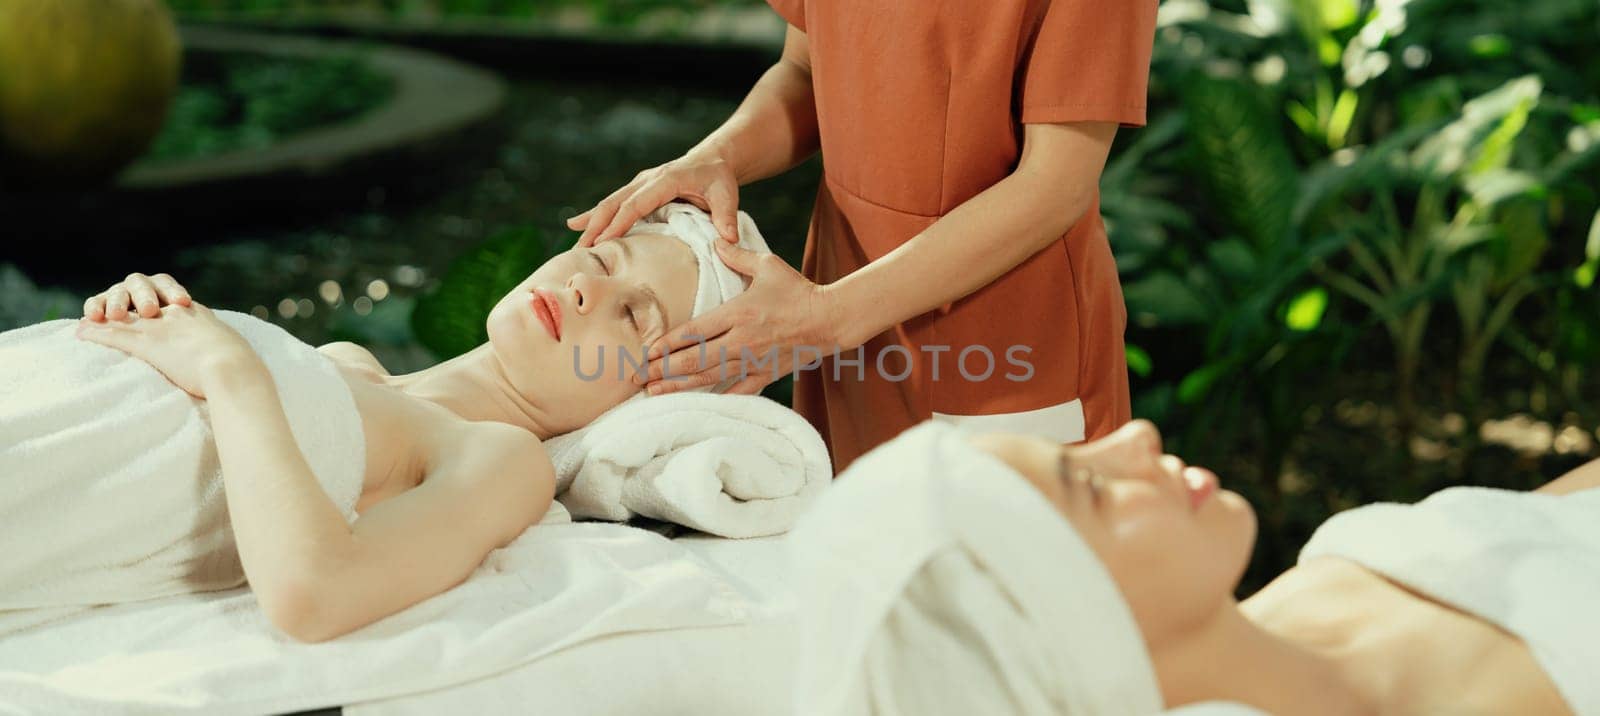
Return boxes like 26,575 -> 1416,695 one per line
796,420 -> 1600,715
0,204 -> 767,643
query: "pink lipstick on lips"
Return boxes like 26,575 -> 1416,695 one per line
530,288 -> 563,341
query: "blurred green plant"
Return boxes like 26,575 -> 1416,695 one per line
1106,0 -> 1598,584
1130,0 -> 1598,456
1110,71 -> 1356,570
411,224 -> 564,359
144,52 -> 392,161
0,265 -> 80,332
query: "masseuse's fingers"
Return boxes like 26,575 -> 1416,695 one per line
593,178 -> 675,246
645,365 -> 725,396
723,371 -> 772,396
706,181 -> 741,243
574,176 -> 647,247
644,330 -> 740,386
713,239 -> 767,276
644,305 -> 738,366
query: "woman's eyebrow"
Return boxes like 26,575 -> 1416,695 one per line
613,238 -> 634,268
642,285 -> 668,334
1055,451 -> 1075,502
610,241 -> 670,331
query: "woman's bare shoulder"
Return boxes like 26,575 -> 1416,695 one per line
316,341 -> 390,377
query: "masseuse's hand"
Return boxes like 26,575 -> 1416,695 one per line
567,149 -> 743,247
83,272 -> 193,322
637,241 -> 843,396
75,302 -> 255,400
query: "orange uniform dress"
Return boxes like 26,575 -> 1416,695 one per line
768,0 -> 1158,472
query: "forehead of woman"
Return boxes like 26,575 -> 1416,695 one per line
592,232 -> 698,329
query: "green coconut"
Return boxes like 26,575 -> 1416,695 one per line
0,0 -> 182,187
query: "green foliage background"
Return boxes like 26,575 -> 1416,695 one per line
147,53 -> 392,161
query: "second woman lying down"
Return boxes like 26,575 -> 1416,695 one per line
793,419 -> 1599,715
0,204 -> 770,642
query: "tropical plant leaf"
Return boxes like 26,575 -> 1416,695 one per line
1125,344 -> 1155,378
1284,286 -> 1329,330
1464,169 -> 1545,207
1491,201 -> 1549,290
1411,75 -> 1543,177
1123,271 -> 1214,327
1181,73 -> 1301,253
1292,120 -> 1444,228
1101,113 -> 1187,191
411,224 -> 563,360
1177,358 -> 1239,405
1206,239 -> 1260,285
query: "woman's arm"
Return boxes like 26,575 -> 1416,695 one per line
76,303 -> 551,640
824,120 -> 1120,349
202,356 -> 552,642
635,120 -> 1123,394
1535,458 -> 1600,496
692,25 -> 820,185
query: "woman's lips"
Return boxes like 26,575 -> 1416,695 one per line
1184,467 -> 1218,511
530,288 -> 563,341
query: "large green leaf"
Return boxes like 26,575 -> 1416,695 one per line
1411,75 -> 1543,177
1181,74 -> 1301,253
1491,201 -> 1549,290
1123,271 -> 1213,327
1292,120 -> 1444,229
411,225 -> 565,360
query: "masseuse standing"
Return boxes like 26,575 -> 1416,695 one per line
569,1 -> 1158,472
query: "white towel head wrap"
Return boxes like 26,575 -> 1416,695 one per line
620,201 -> 773,320
788,420 -> 1164,716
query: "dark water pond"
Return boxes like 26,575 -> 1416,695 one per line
8,75 -> 821,376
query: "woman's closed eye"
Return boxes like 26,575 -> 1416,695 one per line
1058,451 -> 1103,509
621,300 -> 645,336
590,250 -> 611,275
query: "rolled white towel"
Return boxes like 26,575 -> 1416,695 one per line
787,421 -> 1163,716
545,392 -> 831,538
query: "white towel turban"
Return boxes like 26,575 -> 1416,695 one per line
787,420 -> 1164,716
620,201 -> 773,320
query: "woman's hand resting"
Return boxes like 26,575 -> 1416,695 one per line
75,302 -> 256,400
83,272 -> 193,322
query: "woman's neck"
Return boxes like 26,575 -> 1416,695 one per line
385,344 -> 561,440
1153,599 -> 1381,716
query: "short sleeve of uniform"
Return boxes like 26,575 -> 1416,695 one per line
1020,0 -> 1158,127
765,0 -> 805,31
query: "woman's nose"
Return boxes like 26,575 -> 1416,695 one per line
566,273 -> 608,314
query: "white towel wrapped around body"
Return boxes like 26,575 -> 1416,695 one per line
544,392 -> 831,538
0,311 -> 366,636
0,518 -> 753,716
1300,485 -> 1600,714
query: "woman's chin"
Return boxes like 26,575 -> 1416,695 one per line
1218,490 -> 1258,578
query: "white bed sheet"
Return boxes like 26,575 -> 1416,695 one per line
345,534 -> 800,716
